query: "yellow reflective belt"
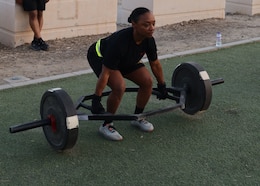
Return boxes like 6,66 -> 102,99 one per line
95,39 -> 103,57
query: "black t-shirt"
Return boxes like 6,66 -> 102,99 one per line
100,27 -> 158,73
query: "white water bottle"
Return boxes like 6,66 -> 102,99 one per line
216,32 -> 222,47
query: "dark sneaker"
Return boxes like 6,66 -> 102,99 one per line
30,39 -> 41,51
99,123 -> 123,141
38,38 -> 49,51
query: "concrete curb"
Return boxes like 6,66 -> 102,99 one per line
0,37 -> 259,91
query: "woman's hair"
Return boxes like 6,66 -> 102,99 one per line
127,7 -> 151,23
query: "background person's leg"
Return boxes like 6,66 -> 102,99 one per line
29,10 -> 41,39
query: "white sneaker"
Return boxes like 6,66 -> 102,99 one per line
130,119 -> 154,132
99,123 -> 123,141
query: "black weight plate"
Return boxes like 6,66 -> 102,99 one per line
40,88 -> 79,150
172,62 -> 212,115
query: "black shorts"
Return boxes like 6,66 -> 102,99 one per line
23,0 -> 46,11
87,43 -> 103,77
87,43 -> 145,77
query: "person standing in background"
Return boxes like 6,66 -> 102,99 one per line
18,0 -> 50,51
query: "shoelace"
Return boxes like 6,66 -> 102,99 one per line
38,38 -> 45,45
108,125 -> 116,133
139,119 -> 148,125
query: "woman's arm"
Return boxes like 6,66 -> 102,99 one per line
149,59 -> 165,84
94,65 -> 112,96
150,59 -> 168,99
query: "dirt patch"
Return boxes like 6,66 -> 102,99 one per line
0,14 -> 259,85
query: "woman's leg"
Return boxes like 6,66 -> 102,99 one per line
99,71 -> 125,141
124,67 -> 154,132
107,71 -> 126,114
124,67 -> 153,111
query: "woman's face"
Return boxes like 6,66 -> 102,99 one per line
133,12 -> 155,38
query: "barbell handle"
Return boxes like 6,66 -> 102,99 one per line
211,78 -> 224,86
9,118 -> 50,133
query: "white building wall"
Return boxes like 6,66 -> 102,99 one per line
0,0 -> 117,47
226,0 -> 260,15
117,0 -> 226,27
1,0 -> 259,47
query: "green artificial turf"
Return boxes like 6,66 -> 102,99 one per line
0,42 -> 259,185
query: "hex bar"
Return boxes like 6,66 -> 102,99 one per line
211,78 -> 224,85
78,113 -> 138,121
75,88 -> 180,110
9,118 -> 50,133
75,78 -> 223,110
78,102 -> 184,121
75,78 -> 224,119
77,86 -> 186,121
78,102 -> 92,110
77,87 -> 181,103
138,102 -> 184,118
76,93 -> 179,112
